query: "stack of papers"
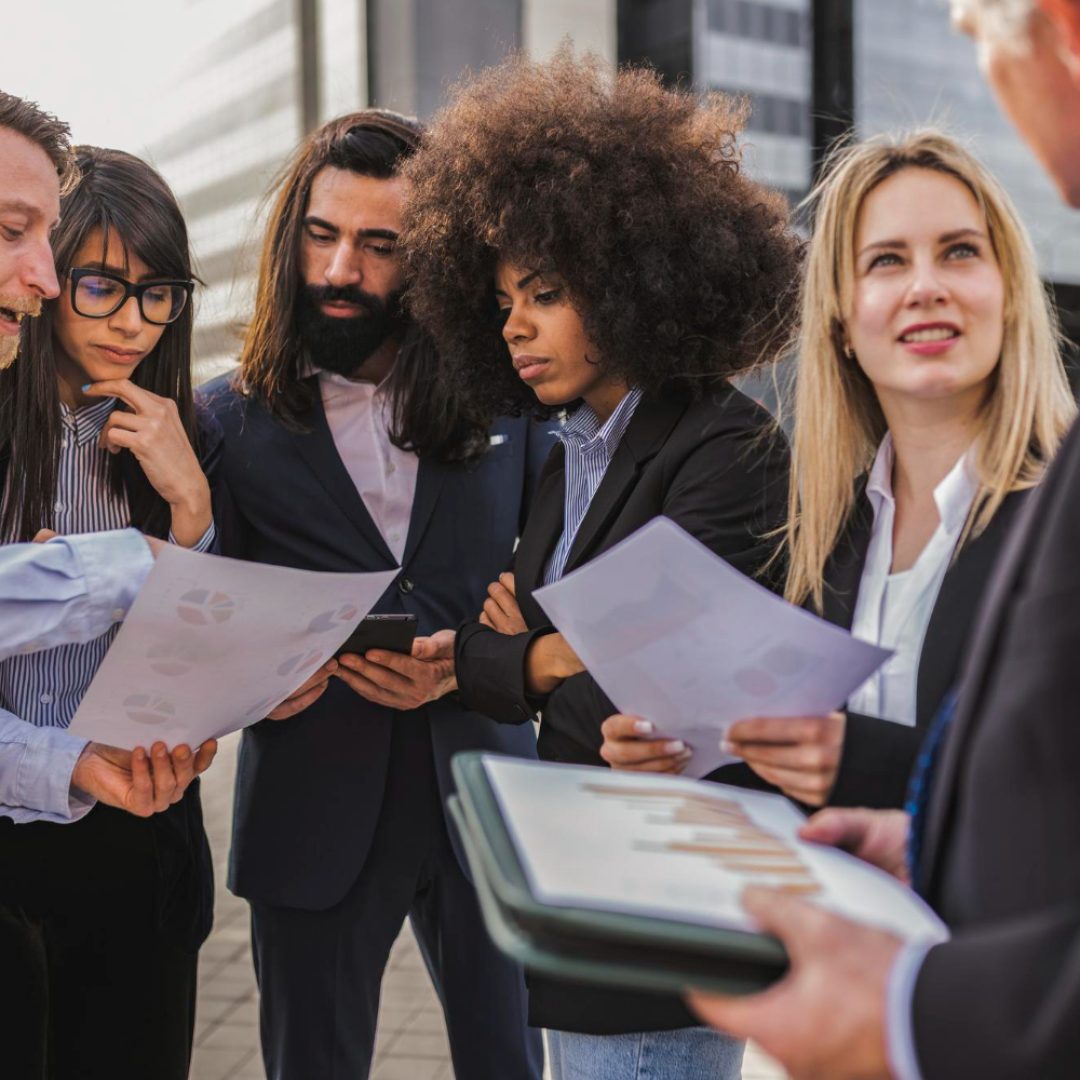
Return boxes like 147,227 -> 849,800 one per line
483,756 -> 946,945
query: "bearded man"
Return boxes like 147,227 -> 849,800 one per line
201,110 -> 547,1080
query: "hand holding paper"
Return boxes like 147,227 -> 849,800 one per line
71,738 -> 218,816
534,518 -> 890,777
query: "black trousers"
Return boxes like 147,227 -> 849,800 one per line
250,711 -> 543,1080
0,800 -> 205,1080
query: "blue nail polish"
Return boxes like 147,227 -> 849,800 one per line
81,383 -> 91,392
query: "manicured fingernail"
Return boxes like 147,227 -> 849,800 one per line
633,719 -> 654,735
175,746 -> 190,761
721,739 -> 736,754
81,383 -> 91,391
155,745 -> 167,758
663,740 -> 685,754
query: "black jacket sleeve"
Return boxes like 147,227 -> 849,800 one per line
538,417 -> 789,759
453,622 -> 552,726
827,711 -> 922,809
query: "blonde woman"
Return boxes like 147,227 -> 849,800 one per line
602,129 -> 1075,809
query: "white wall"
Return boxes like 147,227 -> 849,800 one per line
522,0 -> 617,63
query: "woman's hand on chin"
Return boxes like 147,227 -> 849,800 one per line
87,378 -> 212,547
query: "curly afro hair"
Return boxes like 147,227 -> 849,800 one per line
400,51 -> 802,421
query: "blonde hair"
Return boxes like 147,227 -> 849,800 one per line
786,129 -> 1076,611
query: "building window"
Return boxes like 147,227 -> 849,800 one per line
708,0 -> 809,48
716,85 -> 809,138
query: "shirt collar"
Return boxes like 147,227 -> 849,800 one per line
303,357 -> 393,396
558,388 -> 643,456
60,397 -> 117,446
865,433 -> 979,536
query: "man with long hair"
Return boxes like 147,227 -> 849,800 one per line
689,2 -> 1080,1079
202,110 -> 546,1080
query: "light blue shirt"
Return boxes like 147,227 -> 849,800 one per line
0,528 -> 153,823
543,388 -> 643,585
887,940 -> 933,1080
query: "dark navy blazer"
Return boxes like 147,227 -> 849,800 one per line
200,373 -> 552,910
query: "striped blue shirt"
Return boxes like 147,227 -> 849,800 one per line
0,397 -> 214,820
543,388 -> 642,585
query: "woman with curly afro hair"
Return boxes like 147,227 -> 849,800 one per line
400,52 -> 800,1078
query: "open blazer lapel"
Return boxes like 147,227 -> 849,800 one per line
289,375 -> 398,566
561,396 -> 687,576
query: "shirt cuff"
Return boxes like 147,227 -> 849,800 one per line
886,940 -> 932,1080
15,724 -> 94,821
63,528 -> 153,634
169,520 -> 216,553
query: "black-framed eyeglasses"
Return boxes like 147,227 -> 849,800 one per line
68,267 -> 194,326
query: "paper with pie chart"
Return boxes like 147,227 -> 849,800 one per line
533,517 -> 892,778
68,545 -> 397,750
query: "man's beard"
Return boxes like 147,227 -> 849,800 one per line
0,293 -> 42,370
298,283 -> 406,378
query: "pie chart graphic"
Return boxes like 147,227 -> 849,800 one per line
277,649 -> 325,678
123,693 -> 176,726
308,604 -> 361,633
177,589 -> 236,626
733,668 -> 778,697
146,640 -> 204,676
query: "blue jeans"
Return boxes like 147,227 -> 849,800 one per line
546,1027 -> 745,1080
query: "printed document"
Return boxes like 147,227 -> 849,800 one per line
534,517 -> 890,776
485,757 -> 947,945
69,545 -> 397,749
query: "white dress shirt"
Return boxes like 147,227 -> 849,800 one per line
319,370 -> 419,564
847,435 -> 979,727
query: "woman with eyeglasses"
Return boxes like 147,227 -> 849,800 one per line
0,146 -> 218,1080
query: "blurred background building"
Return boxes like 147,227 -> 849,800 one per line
137,0 -> 1079,379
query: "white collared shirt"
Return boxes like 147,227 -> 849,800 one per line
318,370 -> 419,563
847,434 -> 979,727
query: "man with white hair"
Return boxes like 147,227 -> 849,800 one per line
688,2 -> 1080,1078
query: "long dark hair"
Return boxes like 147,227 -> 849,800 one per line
237,109 -> 488,462
0,146 -> 199,541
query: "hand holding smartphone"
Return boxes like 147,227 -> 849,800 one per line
335,614 -> 418,658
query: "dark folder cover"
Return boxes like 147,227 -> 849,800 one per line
447,751 -> 790,997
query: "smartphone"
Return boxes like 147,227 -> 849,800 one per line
335,614 -> 418,658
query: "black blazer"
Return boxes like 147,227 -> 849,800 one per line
454,385 -> 789,1034
821,484 -> 1028,809
200,374 -> 552,910
907,420 -> 1080,1080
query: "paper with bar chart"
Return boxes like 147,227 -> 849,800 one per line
483,757 -> 947,944
533,517 -> 892,778
69,545 -> 397,750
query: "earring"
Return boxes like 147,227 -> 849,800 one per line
843,343 -> 855,360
